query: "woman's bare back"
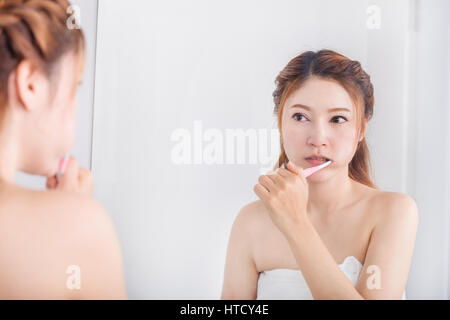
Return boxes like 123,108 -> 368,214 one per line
0,183 -> 127,299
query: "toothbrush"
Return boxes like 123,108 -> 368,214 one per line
56,153 -> 70,183
302,160 -> 332,178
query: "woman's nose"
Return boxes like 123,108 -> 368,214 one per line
306,124 -> 328,147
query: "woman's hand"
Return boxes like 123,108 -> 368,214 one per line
253,161 -> 309,238
46,156 -> 94,196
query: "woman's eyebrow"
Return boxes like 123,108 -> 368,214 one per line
289,104 -> 351,113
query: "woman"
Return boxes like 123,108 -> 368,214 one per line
0,0 -> 126,299
221,49 -> 418,299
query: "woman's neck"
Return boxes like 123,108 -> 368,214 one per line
0,115 -> 22,183
306,169 -> 355,220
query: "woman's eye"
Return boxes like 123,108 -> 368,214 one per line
332,116 -> 348,123
292,113 -> 348,124
292,113 -> 306,121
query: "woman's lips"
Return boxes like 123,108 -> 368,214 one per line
305,158 -> 327,165
305,158 -> 332,166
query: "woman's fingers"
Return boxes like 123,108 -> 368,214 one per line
59,157 -> 79,190
78,167 -> 94,195
55,156 -> 94,196
269,170 -> 287,185
259,174 -> 276,192
253,183 -> 269,201
259,167 -> 294,192
46,175 -> 57,190
286,161 -> 301,175
286,161 -> 307,185
256,162 -> 307,201
275,167 -> 295,179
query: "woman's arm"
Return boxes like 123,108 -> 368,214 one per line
286,193 -> 418,300
221,204 -> 260,299
355,193 -> 419,299
254,163 -> 419,300
67,196 -> 127,299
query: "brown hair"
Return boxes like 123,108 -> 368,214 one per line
0,0 -> 85,109
273,49 -> 377,188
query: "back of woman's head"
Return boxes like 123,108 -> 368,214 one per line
0,0 -> 85,108
0,0 -> 85,177
273,49 -> 377,188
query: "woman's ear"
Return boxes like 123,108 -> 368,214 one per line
14,60 -> 49,112
359,118 -> 369,142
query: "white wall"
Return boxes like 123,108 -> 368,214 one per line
364,0 -> 450,300
406,0 -> 450,299
92,0 -> 439,299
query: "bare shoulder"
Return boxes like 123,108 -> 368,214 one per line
233,200 -> 273,236
222,200 -> 270,299
368,190 -> 419,226
0,186 -> 126,299
0,186 -> 114,244
356,190 -> 419,299
230,199 -> 282,261
236,199 -> 268,220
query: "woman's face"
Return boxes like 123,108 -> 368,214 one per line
281,76 -> 365,182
